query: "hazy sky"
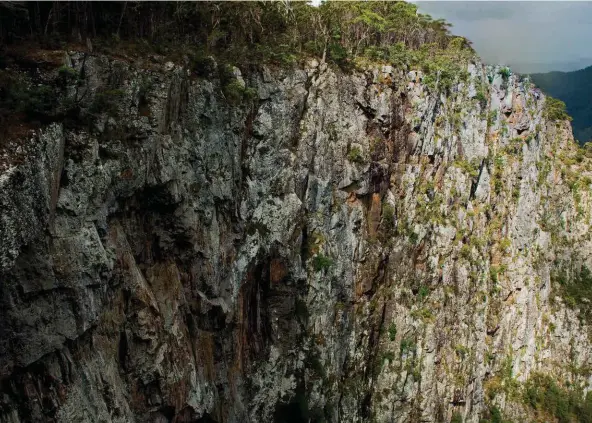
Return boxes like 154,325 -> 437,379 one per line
416,1 -> 592,73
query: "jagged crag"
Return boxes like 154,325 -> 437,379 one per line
2,3 -> 592,423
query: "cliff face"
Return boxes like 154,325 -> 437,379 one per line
1,51 -> 592,423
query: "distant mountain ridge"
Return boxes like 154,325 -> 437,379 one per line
511,58 -> 592,74
531,65 -> 592,144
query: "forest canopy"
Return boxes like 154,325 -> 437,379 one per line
0,1 -> 473,68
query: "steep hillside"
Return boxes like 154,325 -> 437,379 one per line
2,3 -> 592,423
531,66 -> 592,144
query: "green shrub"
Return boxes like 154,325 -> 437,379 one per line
400,337 -> 416,355
453,159 -> 480,178
455,344 -> 469,360
382,204 -> 396,234
223,80 -> 252,104
499,67 -> 511,80
312,254 -> 334,272
489,265 -> 507,284
451,412 -> 463,423
347,146 -> 364,163
417,286 -> 429,302
475,90 -> 488,109
499,238 -> 511,252
487,110 -> 498,128
479,405 -> 506,423
523,373 -> 592,423
382,350 -> 396,365
388,323 -> 397,341
189,53 -> 217,77
460,244 -> 472,260
544,96 -> 572,122
552,264 -> 592,321
57,65 -> 79,85
90,89 -> 125,116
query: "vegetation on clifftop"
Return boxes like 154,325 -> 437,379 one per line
0,1 -> 467,63
0,1 -> 476,136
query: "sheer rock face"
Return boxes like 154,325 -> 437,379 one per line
1,52 -> 591,423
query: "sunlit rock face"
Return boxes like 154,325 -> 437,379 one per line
1,52 -> 591,423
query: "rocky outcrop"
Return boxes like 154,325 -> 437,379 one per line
1,51 -> 591,423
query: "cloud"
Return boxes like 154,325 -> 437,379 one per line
416,1 -> 592,72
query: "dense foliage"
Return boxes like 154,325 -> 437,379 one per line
543,96 -> 572,123
552,264 -> 592,321
523,373 -> 592,423
0,1 -> 472,68
531,66 -> 592,144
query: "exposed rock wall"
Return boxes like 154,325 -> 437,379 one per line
1,51 -> 591,423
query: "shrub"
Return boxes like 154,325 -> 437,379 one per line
222,79 -> 257,104
455,344 -> 469,360
400,337 -> 416,355
460,244 -> 472,260
347,146 -> 364,163
489,265 -> 507,283
417,286 -> 429,302
312,254 -> 333,272
544,96 -> 572,122
499,238 -> 512,253
552,264 -> 592,321
475,90 -> 488,109
480,405 -> 505,423
499,67 -> 511,80
454,159 -> 480,178
382,204 -> 396,233
57,65 -> 79,84
451,412 -> 463,423
189,53 -> 217,77
388,323 -> 397,341
523,373 -> 592,423
90,89 -> 125,116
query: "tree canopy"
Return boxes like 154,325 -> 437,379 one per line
0,1 -> 472,68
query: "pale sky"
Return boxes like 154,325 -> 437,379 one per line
416,1 -> 592,73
